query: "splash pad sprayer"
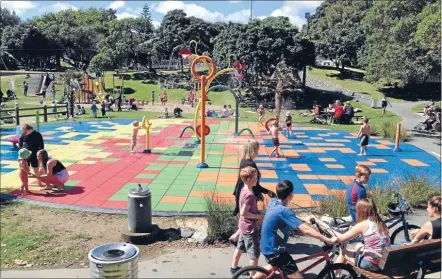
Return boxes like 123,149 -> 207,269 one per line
190,56 -> 216,169
141,116 -> 152,154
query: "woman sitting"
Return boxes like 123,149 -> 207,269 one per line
409,196 -> 441,244
31,149 -> 69,192
332,199 -> 391,272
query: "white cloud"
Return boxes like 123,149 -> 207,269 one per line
116,12 -> 138,19
152,20 -> 161,28
153,1 -> 250,23
1,1 -> 38,15
125,7 -> 143,15
107,1 -> 126,10
227,1 -> 242,3
260,1 -> 323,28
51,2 -> 79,12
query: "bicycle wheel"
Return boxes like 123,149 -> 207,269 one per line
390,224 -> 420,244
232,265 -> 270,279
317,263 -> 358,279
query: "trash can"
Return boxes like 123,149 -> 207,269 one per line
128,184 -> 152,233
88,242 -> 139,278
371,99 -> 377,108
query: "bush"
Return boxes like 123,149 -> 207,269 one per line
316,191 -> 348,218
368,184 -> 395,216
371,120 -> 410,141
396,175 -> 439,208
204,193 -> 237,241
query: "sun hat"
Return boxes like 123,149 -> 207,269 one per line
18,148 -> 32,160
286,111 -> 291,116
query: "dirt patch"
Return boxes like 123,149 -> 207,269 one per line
0,202 -> 228,269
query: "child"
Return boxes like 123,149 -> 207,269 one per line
258,104 -> 265,126
131,121 -> 141,153
346,164 -> 371,222
91,102 -> 98,118
285,111 -> 293,136
100,101 -> 106,117
357,117 -> 371,156
333,199 -> 391,272
18,148 -> 32,195
260,180 -> 336,278
268,120 -> 281,158
230,167 -> 263,275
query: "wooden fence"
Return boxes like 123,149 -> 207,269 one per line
0,103 -> 69,126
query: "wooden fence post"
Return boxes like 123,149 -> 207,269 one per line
15,103 -> 20,126
43,105 -> 48,122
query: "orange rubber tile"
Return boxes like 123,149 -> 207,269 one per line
310,137 -> 323,140
376,140 -> 394,145
339,148 -> 357,153
197,176 -> 217,182
161,196 -> 187,203
356,161 -> 376,166
270,157 -> 287,161
260,170 -> 278,178
291,164 -> 311,171
304,143 -> 318,146
338,176 -> 355,184
371,144 -> 390,150
297,150 -> 311,153
296,135 -> 309,138
304,184 -> 328,195
369,158 -> 387,163
401,159 -> 429,167
189,190 -> 212,197
308,148 -> 326,153
325,139 -> 351,143
344,136 -> 357,139
289,194 -> 313,207
370,168 -> 389,173
319,158 -> 336,162
256,163 -> 273,167
260,183 -> 277,193
317,175 -> 340,180
325,164 -> 345,169
298,174 -> 319,180
323,148 -> 338,151
283,150 -> 300,157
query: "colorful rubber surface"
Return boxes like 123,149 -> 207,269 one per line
1,119 -> 440,212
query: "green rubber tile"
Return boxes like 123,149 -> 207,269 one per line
147,184 -> 172,190
186,196 -> 207,204
219,168 -> 238,173
172,179 -> 196,185
145,165 -> 166,171
169,184 -> 194,190
193,184 -> 216,191
136,173 -> 157,179
154,203 -> 184,211
150,195 -> 164,205
165,189 -> 191,196
194,181 -> 217,186
182,203 -> 207,212
109,192 -> 127,201
65,180 -> 81,187
147,188 -> 168,196
101,157 -> 120,162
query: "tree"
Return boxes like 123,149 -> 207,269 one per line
0,8 -> 20,39
306,0 -> 373,71
140,4 -> 154,34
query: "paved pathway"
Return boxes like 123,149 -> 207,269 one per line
1,210 -> 439,278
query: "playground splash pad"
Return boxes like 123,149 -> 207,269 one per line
0,119 -> 440,213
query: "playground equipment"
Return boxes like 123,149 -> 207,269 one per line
80,74 -> 104,103
394,123 -> 402,152
190,56 -> 216,168
141,116 -> 152,153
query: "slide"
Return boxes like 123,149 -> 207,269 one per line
95,81 -> 105,103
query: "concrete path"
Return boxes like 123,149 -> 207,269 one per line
2,210 -> 439,279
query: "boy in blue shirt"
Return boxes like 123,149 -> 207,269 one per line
346,165 -> 371,222
261,180 -> 336,278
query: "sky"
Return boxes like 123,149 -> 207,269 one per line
1,1 -> 323,29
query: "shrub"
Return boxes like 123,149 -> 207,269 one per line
368,184 -> 395,216
371,120 -> 410,141
204,193 -> 237,241
396,175 -> 439,208
316,191 -> 348,218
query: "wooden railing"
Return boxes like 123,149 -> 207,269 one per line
0,103 -> 69,126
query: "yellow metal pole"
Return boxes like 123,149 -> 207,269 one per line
142,116 -> 152,153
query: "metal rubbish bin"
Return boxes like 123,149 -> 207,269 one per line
88,242 -> 139,278
371,99 -> 377,108
128,184 -> 152,233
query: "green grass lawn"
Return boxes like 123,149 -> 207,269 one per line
308,67 -> 405,103
411,101 -> 441,113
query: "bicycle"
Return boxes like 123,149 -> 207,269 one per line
232,219 -> 358,279
314,191 -> 420,245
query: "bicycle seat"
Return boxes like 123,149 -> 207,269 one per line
387,202 -> 402,216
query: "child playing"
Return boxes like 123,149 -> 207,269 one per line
91,102 -> 98,118
261,180 -> 336,279
258,104 -> 265,126
346,164 -> 371,222
130,121 -> 141,153
285,111 -> 293,136
100,101 -> 106,117
230,166 -> 263,275
18,148 -> 32,195
357,117 -> 371,156
333,199 -> 391,272
268,120 -> 281,158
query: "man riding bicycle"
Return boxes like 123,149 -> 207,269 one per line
260,180 -> 337,279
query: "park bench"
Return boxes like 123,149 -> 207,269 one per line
349,239 -> 441,279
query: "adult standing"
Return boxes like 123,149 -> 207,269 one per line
23,81 -> 28,97
116,89 -> 123,112
231,140 -> 274,242
18,124 -> 44,177
32,149 -> 69,191
151,91 -> 155,105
